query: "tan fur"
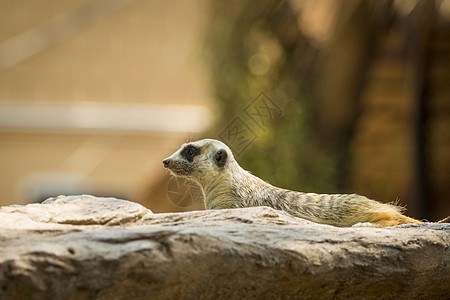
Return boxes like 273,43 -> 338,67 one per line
438,216 -> 450,223
163,139 -> 422,227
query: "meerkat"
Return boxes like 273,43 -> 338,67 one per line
162,138 -> 423,227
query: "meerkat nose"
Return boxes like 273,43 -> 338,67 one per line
163,159 -> 171,168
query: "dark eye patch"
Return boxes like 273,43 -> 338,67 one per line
181,146 -> 200,162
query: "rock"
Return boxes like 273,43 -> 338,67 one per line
0,195 -> 151,229
0,195 -> 448,299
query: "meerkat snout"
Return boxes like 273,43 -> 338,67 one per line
162,158 -> 170,168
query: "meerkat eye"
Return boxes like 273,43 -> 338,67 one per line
181,146 -> 199,162
188,147 -> 196,157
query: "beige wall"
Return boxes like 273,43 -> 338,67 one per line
0,0 -> 213,210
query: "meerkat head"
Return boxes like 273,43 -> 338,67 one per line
163,139 -> 235,184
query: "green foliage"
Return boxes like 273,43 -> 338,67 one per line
205,0 -> 343,193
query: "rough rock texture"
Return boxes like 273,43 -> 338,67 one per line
0,195 -> 449,300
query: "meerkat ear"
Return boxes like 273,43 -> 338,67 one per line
215,149 -> 227,167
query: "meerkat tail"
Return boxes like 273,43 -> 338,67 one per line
364,214 -> 420,227
394,214 -> 421,225
438,216 -> 450,223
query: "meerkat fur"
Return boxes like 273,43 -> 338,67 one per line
163,139 -> 422,227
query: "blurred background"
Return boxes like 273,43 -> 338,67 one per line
0,0 -> 449,220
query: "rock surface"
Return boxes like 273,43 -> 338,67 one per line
0,195 -> 449,299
